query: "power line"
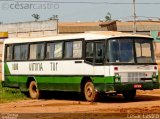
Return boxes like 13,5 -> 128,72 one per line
123,16 -> 160,19
138,16 -> 160,19
1,1 -> 160,5
0,0 -> 14,1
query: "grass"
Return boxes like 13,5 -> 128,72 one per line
0,82 -> 28,103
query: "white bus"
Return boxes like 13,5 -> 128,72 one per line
2,31 -> 159,102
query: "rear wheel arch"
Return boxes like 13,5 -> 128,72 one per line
26,77 -> 37,88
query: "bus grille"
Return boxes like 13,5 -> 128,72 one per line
119,72 -> 151,83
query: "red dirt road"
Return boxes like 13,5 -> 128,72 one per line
1,90 -> 160,119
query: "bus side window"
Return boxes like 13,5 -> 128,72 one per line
85,42 -> 94,63
30,43 -> 44,60
64,41 -> 73,58
6,45 -> 12,61
13,44 -> 28,61
13,45 -> 21,60
64,40 -> 82,59
73,41 -> 82,58
46,42 -> 63,59
95,42 -> 104,64
20,44 -> 28,60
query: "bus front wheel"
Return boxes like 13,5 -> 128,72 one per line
122,90 -> 136,101
29,81 -> 40,99
84,81 -> 98,102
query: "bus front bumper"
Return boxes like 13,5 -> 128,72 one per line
114,82 -> 159,92
95,82 -> 160,93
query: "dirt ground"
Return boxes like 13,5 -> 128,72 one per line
1,90 -> 160,119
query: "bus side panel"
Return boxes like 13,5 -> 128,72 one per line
3,62 -> 19,88
36,76 -> 82,92
4,76 -> 22,88
93,76 -> 115,92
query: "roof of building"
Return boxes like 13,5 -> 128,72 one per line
59,21 -> 116,26
59,20 -> 160,33
117,21 -> 160,32
58,21 -> 117,33
59,22 -> 100,26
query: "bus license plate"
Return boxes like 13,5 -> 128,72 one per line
134,84 -> 142,89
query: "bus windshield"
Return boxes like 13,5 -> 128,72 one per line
108,38 -> 154,63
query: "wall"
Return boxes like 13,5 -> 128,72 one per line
0,20 -> 58,37
0,43 -> 3,80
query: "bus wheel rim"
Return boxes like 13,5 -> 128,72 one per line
86,86 -> 93,98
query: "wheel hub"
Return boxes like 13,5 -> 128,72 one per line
86,87 -> 93,97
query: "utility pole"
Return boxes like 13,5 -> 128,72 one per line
133,0 -> 136,33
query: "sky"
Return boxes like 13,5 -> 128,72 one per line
0,0 -> 160,23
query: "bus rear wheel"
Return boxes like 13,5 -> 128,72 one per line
84,81 -> 98,102
122,90 -> 136,101
29,81 -> 40,99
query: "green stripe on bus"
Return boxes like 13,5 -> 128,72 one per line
4,63 -> 11,75
4,75 -> 114,92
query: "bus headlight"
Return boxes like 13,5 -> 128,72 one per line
153,78 -> 157,82
152,72 -> 157,82
114,73 -> 121,83
115,73 -> 119,77
153,72 -> 157,77
115,78 -> 120,83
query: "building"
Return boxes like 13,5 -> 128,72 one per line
59,21 -> 117,34
117,21 -> 160,35
59,20 -> 160,35
0,32 -> 8,80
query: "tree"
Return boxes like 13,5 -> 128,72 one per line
32,14 -> 40,21
105,12 -> 112,21
0,22 -> 3,24
49,15 -> 59,20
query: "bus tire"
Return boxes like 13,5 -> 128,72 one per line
29,81 -> 40,99
122,90 -> 136,101
84,81 -> 98,102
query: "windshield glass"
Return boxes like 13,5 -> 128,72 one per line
107,38 -> 154,63
108,39 -> 134,63
135,39 -> 154,63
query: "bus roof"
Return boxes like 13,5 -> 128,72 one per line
4,31 -> 152,44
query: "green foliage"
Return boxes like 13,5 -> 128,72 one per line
105,12 -> 112,21
32,14 -> 40,21
0,82 -> 27,103
49,15 -> 59,20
